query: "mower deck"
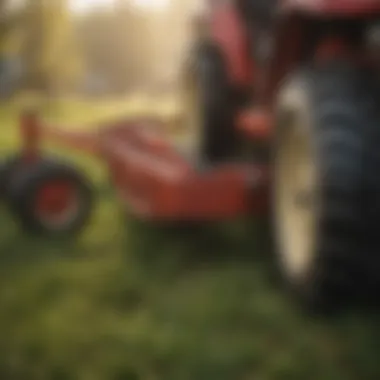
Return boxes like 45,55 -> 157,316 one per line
17,112 -> 270,222
99,119 -> 270,220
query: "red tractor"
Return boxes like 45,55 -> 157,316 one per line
2,0 -> 380,312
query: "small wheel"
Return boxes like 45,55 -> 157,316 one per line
0,155 -> 22,200
179,42 -> 237,164
8,159 -> 93,237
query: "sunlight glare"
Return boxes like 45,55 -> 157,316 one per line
71,0 -> 170,12
132,0 -> 170,10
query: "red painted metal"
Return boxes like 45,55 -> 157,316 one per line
19,114 -> 270,221
35,180 -> 79,225
20,0 -> 378,224
101,121 -> 269,220
263,22 -> 354,106
20,110 -> 100,157
43,128 -> 100,155
281,0 -> 380,16
20,110 -> 41,163
236,108 -> 273,141
314,36 -> 354,63
209,1 -> 253,87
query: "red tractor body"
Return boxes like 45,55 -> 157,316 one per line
10,0 -> 380,225
207,1 -> 253,87
4,0 -> 380,310
14,0 -> 380,223
207,0 -> 380,106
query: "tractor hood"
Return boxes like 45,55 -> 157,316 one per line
281,0 -> 380,17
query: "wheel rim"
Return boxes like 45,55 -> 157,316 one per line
34,179 -> 80,229
275,115 -> 318,282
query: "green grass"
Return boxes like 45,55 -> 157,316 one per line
1,100 -> 380,380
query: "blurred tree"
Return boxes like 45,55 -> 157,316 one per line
77,2 -> 152,95
76,9 -> 117,94
2,0 -> 196,96
113,1 -> 152,90
22,0 -> 82,94
0,0 -> 16,40
0,0 -> 25,56
0,0 -> 25,97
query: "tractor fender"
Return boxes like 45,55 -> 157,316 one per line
207,2 -> 253,88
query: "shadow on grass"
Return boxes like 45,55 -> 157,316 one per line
121,211 -> 380,313
0,207 -> 82,273
123,215 -> 273,264
118,214 -> 380,380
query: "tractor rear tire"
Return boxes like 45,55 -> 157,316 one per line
273,63 -> 375,312
181,42 -> 237,164
8,159 -> 93,237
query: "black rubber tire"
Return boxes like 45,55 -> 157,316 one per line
358,68 -> 380,299
185,42 -> 237,163
8,159 -> 93,237
0,155 -> 22,200
274,62 -> 378,313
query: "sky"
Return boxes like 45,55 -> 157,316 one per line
70,0 -> 170,13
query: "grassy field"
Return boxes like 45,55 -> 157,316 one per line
0,99 -> 380,380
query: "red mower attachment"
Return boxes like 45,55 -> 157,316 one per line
7,159 -> 93,236
0,111 -> 95,237
0,110 -> 270,236
100,120 -> 269,220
